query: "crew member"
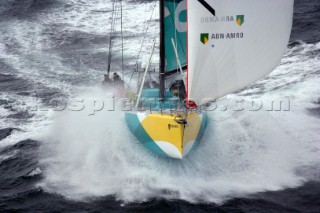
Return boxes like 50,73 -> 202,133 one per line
113,72 -> 122,85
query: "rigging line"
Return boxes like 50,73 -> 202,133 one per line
120,0 -> 124,83
159,0 -> 166,101
128,1 -> 158,88
133,1 -> 157,66
115,1 -> 127,86
107,0 -> 116,76
174,0 -> 179,73
112,0 -> 123,77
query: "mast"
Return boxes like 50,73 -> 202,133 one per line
159,0 -> 165,101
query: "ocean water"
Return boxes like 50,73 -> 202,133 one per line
0,0 -> 320,212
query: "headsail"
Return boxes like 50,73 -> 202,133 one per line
164,0 -> 187,73
187,0 -> 294,104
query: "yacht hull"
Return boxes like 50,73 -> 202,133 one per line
125,111 -> 207,159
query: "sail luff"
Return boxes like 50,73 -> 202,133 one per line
186,0 -> 189,99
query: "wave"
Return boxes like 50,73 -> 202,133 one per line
0,0 -> 319,204
39,46 -> 320,203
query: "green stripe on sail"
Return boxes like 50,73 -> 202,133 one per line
164,0 -> 187,73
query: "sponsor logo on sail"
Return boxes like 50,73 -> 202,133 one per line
200,33 -> 209,44
201,16 -> 234,23
236,15 -> 244,26
200,15 -> 245,26
211,32 -> 244,39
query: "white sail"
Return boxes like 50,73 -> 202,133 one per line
187,0 -> 294,104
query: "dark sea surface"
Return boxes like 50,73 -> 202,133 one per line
1,0 -> 320,212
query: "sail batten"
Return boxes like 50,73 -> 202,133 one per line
187,0 -> 294,104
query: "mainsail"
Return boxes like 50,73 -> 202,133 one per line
164,0 -> 187,73
187,0 -> 294,104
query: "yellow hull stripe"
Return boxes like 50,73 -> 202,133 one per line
140,112 -> 202,157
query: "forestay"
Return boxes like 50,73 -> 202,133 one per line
187,0 -> 294,104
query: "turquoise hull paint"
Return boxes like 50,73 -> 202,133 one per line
144,141 -> 169,157
125,112 -> 169,157
190,113 -> 208,153
125,111 -> 208,158
126,86 -> 207,158
141,88 -> 173,98
140,88 -> 179,110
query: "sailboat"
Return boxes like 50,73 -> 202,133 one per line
125,0 -> 294,159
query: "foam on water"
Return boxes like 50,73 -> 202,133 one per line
39,41 -> 320,203
0,92 -> 52,148
1,0 -> 319,204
